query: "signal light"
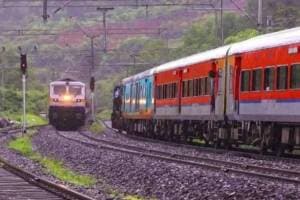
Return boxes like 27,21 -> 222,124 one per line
90,77 -> 95,92
20,54 -> 27,74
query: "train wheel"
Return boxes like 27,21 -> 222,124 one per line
276,144 -> 285,157
259,140 -> 267,155
214,139 -> 221,149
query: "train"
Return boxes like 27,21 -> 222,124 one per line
48,78 -> 87,130
112,27 -> 300,155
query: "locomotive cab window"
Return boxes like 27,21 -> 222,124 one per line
277,66 -> 288,90
53,85 -> 66,95
69,85 -> 82,96
252,69 -> 262,91
291,64 -> 300,89
264,67 -> 275,91
241,71 -> 250,92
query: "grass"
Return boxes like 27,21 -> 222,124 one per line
8,132 -> 96,187
88,122 -> 105,134
0,112 -> 48,126
123,195 -> 145,200
109,190 -> 147,200
96,109 -> 112,120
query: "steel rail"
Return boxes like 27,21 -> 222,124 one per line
0,157 -> 95,200
101,120 -> 300,162
53,128 -> 300,185
0,124 -> 48,134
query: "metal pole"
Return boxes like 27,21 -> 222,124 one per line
220,0 -> 224,45
43,0 -> 48,23
91,92 -> 95,121
258,0 -> 263,28
22,74 -> 26,134
0,65 -> 4,111
90,37 -> 95,121
103,11 -> 107,52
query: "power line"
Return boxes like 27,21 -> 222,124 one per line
1,0 -> 213,8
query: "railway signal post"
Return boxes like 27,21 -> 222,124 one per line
20,54 -> 27,134
90,76 -> 95,122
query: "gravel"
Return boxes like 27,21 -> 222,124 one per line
30,126 -> 300,200
0,131 -> 107,200
1,125 -> 300,200
93,121 -> 300,172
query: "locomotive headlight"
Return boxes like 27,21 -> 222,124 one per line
62,95 -> 72,102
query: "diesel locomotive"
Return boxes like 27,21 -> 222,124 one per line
49,78 -> 86,129
112,27 -> 300,155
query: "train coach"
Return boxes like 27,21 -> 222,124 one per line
49,78 -> 86,130
112,27 -> 300,155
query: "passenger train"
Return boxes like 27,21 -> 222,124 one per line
49,78 -> 86,129
112,27 -> 300,155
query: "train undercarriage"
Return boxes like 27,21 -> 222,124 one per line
49,106 -> 86,130
112,117 -> 300,156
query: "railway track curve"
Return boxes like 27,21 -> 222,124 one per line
54,126 -> 300,185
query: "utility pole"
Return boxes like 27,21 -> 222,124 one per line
43,0 -> 48,23
0,65 -> 4,111
90,37 -> 95,76
258,0 -> 263,29
128,54 -> 138,76
220,0 -> 224,45
20,54 -> 27,134
89,36 -> 96,121
97,7 -> 114,52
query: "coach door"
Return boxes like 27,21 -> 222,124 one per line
214,59 -> 226,120
225,56 -> 237,116
145,78 -> 152,110
178,70 -> 183,114
233,56 -> 242,114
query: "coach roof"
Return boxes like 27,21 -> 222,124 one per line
230,26 -> 300,54
123,45 -> 230,83
122,27 -> 300,84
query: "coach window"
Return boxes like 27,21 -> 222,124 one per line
163,85 -> 167,99
205,77 -> 210,95
291,64 -> 300,89
166,84 -> 170,99
182,81 -> 187,97
188,80 -> 193,96
200,78 -> 206,95
159,85 -> 162,99
251,69 -> 262,91
264,67 -> 275,91
194,79 -> 198,96
174,83 -> 178,98
241,71 -> 250,91
277,66 -> 288,90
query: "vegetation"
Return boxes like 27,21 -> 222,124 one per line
0,112 -> 47,126
96,109 -> 112,120
224,29 -> 260,44
95,73 -> 124,111
108,189 -> 147,200
8,132 -> 96,187
88,122 -> 105,134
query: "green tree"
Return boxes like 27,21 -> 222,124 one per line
224,28 -> 259,44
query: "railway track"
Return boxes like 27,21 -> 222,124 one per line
102,120 -> 300,164
54,127 -> 300,185
0,124 -> 48,135
0,157 -> 94,200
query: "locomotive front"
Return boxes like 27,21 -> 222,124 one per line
48,79 -> 86,129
